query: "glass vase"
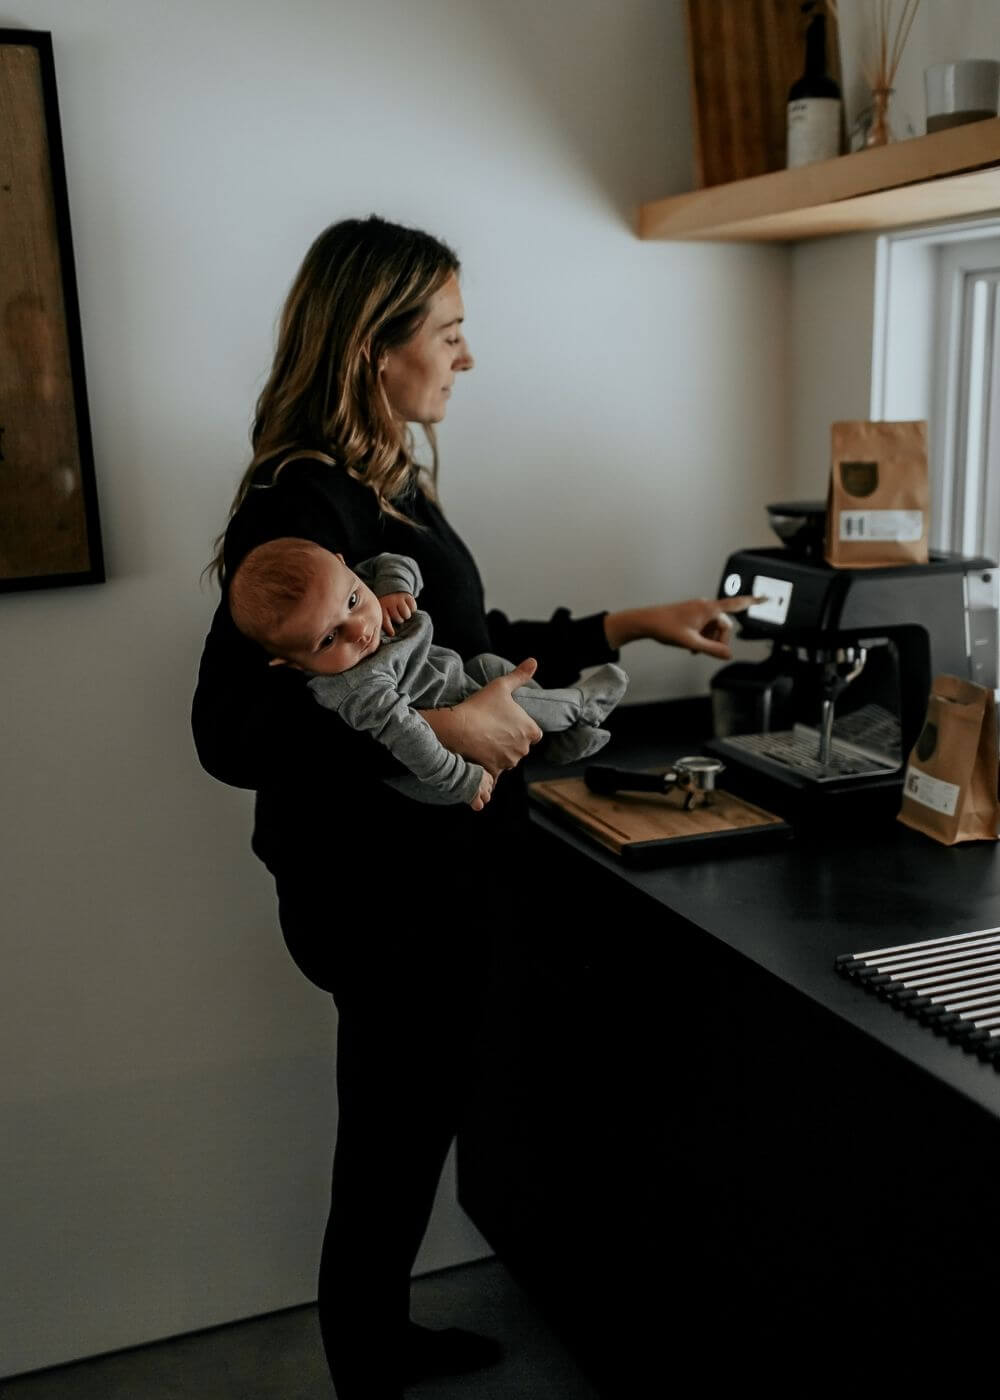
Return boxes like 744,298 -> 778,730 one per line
849,88 -> 916,151
865,87 -> 894,146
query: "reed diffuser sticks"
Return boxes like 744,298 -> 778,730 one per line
828,0 -> 921,145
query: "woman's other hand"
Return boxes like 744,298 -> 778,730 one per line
603,597 -> 764,661
419,658 -> 543,776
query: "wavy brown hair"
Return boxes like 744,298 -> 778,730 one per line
208,216 -> 460,584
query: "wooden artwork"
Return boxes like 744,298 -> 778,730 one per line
685,0 -> 843,188
0,30 -> 103,591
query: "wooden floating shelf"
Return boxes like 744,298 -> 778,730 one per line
638,116 -> 1000,243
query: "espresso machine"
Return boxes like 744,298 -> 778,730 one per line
706,502 -> 999,819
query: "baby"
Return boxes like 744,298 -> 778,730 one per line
228,538 -> 628,810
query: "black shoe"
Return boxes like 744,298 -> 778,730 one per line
403,1321 -> 504,1381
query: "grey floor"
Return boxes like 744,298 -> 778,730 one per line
0,1258 -> 601,1400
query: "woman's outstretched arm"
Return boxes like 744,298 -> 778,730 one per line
603,595 -> 761,659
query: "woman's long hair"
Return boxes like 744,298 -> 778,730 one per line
208,215 -> 460,584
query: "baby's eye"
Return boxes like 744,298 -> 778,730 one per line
318,632 -> 337,651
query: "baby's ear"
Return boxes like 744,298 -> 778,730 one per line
268,656 -> 298,669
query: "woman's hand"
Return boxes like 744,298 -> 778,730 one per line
603,597 -> 763,661
418,658 -> 543,777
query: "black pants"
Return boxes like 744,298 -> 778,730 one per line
277,880 -> 494,1399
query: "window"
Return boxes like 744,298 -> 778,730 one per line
934,240 -> 1000,557
873,220 -> 1000,560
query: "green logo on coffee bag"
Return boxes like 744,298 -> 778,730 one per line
840,460 -> 879,497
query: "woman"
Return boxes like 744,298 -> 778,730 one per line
192,215 -> 749,1398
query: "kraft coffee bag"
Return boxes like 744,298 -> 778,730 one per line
898,675 -> 999,845
825,420 -> 929,568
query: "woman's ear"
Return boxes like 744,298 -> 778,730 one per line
362,340 -> 387,373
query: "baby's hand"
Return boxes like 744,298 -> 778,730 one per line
380,592 -> 417,637
469,770 -> 494,812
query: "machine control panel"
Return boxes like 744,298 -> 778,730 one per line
746,574 -> 793,626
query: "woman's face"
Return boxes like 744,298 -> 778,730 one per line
379,273 -> 474,425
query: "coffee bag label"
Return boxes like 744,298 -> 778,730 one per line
904,765 -> 960,816
839,509 -> 923,542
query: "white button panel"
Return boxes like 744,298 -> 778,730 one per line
747,574 -> 793,626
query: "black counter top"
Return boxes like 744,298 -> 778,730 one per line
459,698 -> 1000,1378
524,698 -> 1000,1126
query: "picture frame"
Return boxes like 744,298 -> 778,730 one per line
0,28 -> 104,592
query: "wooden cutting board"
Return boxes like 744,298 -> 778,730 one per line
530,775 -> 791,867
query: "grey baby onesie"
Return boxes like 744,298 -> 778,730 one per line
307,553 -> 628,805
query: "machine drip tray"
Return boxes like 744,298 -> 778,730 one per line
717,723 -> 900,783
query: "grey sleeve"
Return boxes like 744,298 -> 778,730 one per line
357,553 -> 424,599
310,671 -> 483,805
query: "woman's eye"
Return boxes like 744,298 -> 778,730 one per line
348,591 -> 359,608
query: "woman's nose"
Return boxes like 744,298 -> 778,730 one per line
455,338 -> 474,372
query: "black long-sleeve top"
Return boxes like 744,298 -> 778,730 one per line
191,457 -> 618,885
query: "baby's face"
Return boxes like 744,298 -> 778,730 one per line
271,552 -> 383,675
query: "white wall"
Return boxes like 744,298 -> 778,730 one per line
788,232 -> 879,498
0,0 -> 791,1376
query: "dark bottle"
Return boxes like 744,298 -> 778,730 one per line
786,7 -> 843,168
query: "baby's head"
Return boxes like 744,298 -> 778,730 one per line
229,538 -> 383,675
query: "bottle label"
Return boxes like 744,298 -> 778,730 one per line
787,98 -> 841,167
838,509 -> 923,542
904,766 -> 960,817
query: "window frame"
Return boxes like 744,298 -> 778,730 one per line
871,217 -> 1000,557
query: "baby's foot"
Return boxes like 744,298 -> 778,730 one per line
576,663 -> 628,727
544,725 -> 612,765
